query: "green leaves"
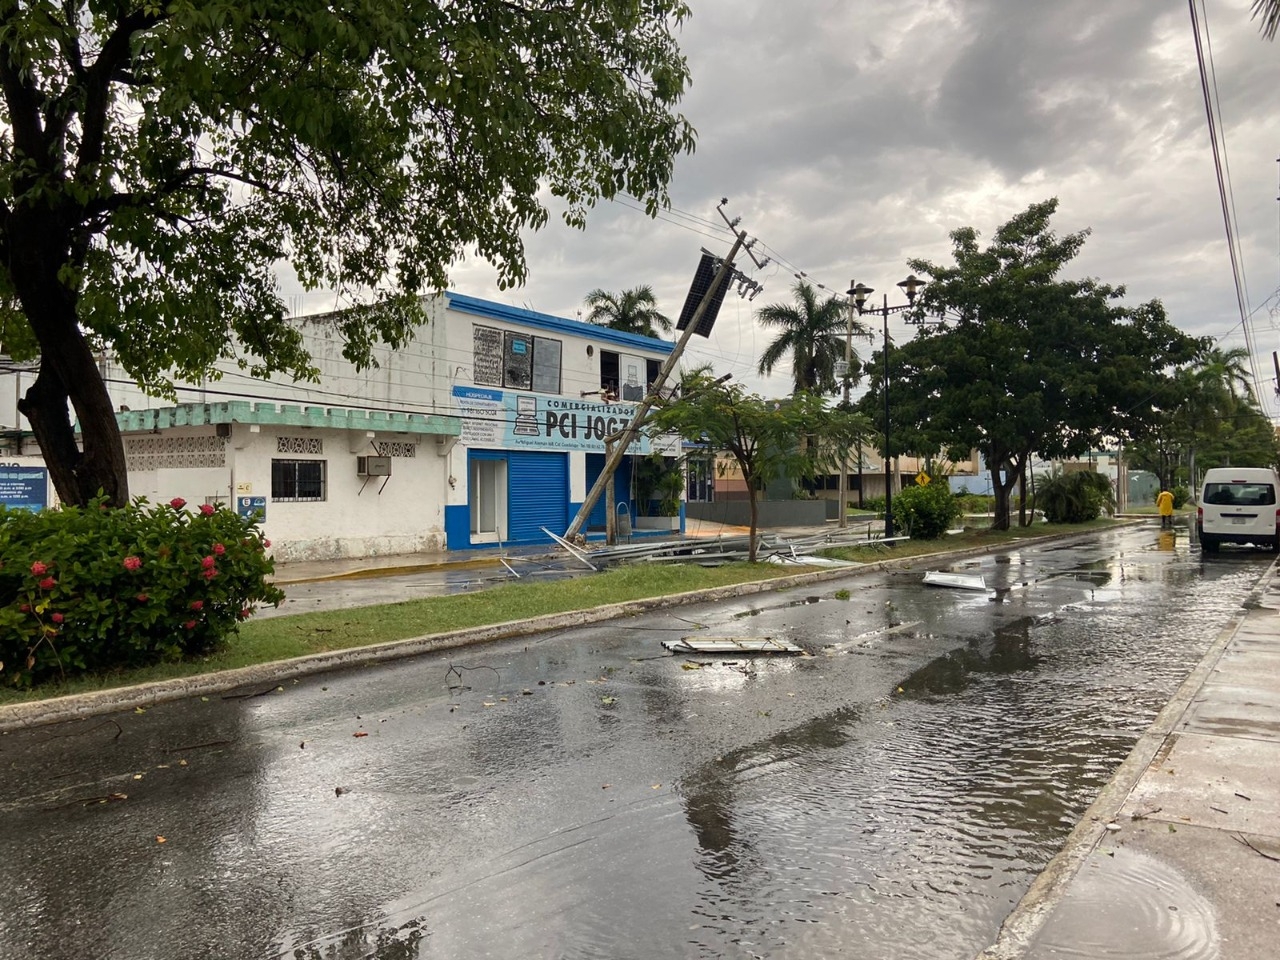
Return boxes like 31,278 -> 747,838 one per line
0,498 -> 283,688
868,199 -> 1198,527
3,1 -> 695,481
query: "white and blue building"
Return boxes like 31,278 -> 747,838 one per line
0,294 -> 679,562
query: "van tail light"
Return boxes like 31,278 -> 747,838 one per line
1197,506 -> 1203,522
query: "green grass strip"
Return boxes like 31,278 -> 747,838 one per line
0,519 -> 1123,705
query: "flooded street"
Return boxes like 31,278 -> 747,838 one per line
0,525 -> 1269,960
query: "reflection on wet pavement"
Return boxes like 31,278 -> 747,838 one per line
0,526 -> 1268,959
1028,845 -> 1218,959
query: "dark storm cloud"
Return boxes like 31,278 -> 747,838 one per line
289,1 -> 1279,409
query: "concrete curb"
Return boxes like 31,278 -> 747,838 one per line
0,526 -> 1128,735
974,558 -> 1277,959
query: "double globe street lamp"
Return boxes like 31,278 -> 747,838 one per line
849,275 -> 923,539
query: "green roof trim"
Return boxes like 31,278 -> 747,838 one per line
112,401 -> 461,437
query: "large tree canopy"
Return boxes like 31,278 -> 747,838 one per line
0,0 -> 696,506
860,199 -> 1201,529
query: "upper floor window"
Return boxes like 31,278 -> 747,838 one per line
472,325 -> 562,393
600,351 -> 662,401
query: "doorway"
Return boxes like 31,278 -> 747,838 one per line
469,456 -> 507,543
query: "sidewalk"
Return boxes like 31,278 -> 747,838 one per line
979,559 -> 1280,959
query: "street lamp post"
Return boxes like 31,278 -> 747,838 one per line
836,283 -> 857,528
851,275 -> 923,540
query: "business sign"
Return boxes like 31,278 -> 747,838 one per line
0,465 -> 48,512
451,386 -> 657,454
237,496 -> 267,521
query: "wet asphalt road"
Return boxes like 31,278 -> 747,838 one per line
0,524 -> 1269,960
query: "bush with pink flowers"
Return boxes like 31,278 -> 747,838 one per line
0,497 -> 284,687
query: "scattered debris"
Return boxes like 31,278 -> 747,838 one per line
923,571 -> 988,591
1233,833 -> 1280,862
537,528 -> 894,573
661,636 -> 805,655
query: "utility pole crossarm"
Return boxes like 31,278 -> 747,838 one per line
563,230 -> 748,541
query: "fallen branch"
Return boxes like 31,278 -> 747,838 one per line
1232,833 -> 1280,862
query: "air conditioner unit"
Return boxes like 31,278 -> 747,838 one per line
356,455 -> 392,477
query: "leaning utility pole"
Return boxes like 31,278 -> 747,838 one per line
563,230 -> 748,541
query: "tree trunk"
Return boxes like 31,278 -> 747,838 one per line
1018,459 -> 1028,527
748,486 -> 760,562
10,212 -> 129,507
989,457 -> 1020,531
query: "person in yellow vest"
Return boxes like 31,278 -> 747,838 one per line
1156,488 -> 1175,529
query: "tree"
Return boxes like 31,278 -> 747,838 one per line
1132,345 -> 1277,487
1,2 -> 696,507
1253,0 -> 1279,39
863,199 -> 1199,530
583,286 -> 673,338
756,280 -> 867,395
648,373 -> 835,561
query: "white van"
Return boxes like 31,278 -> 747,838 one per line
1197,467 -> 1280,553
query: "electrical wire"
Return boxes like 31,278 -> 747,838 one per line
1189,0 -> 1270,417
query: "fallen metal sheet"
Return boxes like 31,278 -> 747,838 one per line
661,636 -> 807,655
764,554 -> 861,567
923,570 -> 988,591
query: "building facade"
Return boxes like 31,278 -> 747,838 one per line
1,294 -> 678,561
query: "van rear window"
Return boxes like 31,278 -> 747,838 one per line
1203,482 -> 1276,506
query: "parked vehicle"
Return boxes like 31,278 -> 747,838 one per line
1197,467 -> 1280,553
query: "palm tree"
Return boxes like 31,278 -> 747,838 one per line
583,286 -> 673,338
1196,345 -> 1255,407
1253,0 -> 1279,39
756,280 -> 868,395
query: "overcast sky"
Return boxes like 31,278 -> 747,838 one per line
299,1 -> 1280,413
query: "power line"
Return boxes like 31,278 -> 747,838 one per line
1189,0 -> 1270,417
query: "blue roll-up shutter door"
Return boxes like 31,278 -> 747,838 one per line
508,451 -> 569,543
585,454 -> 633,530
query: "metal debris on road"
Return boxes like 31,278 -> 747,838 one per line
661,636 -> 807,655
922,571 -> 988,591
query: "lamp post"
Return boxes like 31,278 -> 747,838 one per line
851,275 -> 923,539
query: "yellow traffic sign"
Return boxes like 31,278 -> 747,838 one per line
916,472 -> 930,486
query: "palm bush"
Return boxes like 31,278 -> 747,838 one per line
1035,470 -> 1115,523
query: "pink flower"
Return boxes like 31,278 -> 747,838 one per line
183,619 -> 197,630
135,593 -> 149,603
263,539 -> 272,548
169,497 -> 186,510
213,543 -> 226,556
189,600 -> 203,611
51,612 -> 64,624
30,561 -> 47,576
201,556 -> 216,569
238,608 -> 252,620
38,577 -> 56,590
202,568 -> 218,581
199,503 -> 215,516
19,603 -> 31,614
122,556 -> 142,571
